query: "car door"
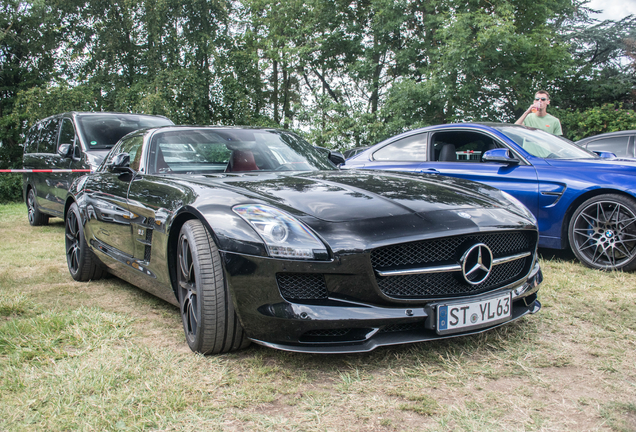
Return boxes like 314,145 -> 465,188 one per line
84,136 -> 145,259
423,129 -> 540,217
30,117 -> 70,216
48,118 -> 84,212
124,136 -> 198,300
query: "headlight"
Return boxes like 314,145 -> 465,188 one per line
233,204 -> 328,260
500,191 -> 536,223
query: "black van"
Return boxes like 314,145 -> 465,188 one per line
23,112 -> 173,225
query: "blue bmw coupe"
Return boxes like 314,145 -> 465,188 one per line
344,123 -> 636,271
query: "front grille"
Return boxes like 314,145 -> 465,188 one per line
372,232 -> 532,268
372,231 -> 535,299
378,258 -> 527,298
277,273 -> 328,301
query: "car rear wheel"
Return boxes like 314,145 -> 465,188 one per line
27,188 -> 49,226
568,194 -> 636,271
65,203 -> 107,281
177,219 -> 250,354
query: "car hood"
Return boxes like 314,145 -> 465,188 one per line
543,157 -> 636,169
186,170 -> 527,224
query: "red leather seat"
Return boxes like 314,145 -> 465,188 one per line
227,150 -> 259,172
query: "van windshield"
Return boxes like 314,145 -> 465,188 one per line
76,114 -> 173,150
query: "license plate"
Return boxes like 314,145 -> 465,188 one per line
436,292 -> 512,335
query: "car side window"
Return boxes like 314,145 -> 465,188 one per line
23,124 -> 43,154
125,136 -> 145,171
101,135 -> 144,171
585,136 -> 630,157
432,131 -> 500,162
372,133 -> 428,161
38,118 -> 61,154
58,118 -> 77,149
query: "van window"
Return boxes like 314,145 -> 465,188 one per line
24,124 -> 43,154
58,118 -> 77,149
76,114 -> 172,149
38,119 -> 61,154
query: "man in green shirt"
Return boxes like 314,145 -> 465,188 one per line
515,90 -> 563,135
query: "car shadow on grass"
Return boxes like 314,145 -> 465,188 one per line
538,247 -> 577,263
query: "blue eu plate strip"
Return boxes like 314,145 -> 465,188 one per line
438,305 -> 448,331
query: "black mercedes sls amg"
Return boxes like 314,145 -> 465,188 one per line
64,126 -> 542,354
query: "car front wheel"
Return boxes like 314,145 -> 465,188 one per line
568,194 -> 636,271
27,188 -> 49,226
65,203 -> 106,281
177,219 -> 250,354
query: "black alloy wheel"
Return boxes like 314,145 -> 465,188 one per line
65,203 -> 106,281
569,194 -> 636,271
177,220 -> 250,354
27,188 -> 49,226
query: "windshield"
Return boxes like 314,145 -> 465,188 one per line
495,126 -> 598,159
77,114 -> 173,150
148,128 -> 336,174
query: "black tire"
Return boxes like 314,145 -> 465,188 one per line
65,203 -> 107,281
568,194 -> 636,271
177,219 -> 250,354
27,188 -> 49,226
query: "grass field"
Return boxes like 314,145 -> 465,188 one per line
1,202 -> 635,431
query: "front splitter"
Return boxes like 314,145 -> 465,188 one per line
250,299 -> 541,354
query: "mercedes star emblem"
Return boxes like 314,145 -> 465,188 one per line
461,243 -> 493,285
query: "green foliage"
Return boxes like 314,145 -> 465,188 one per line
426,0 -> 576,122
0,174 -> 22,204
1,0 -> 635,163
0,0 -> 70,167
11,83 -> 102,127
556,17 -> 636,109
552,104 -> 636,141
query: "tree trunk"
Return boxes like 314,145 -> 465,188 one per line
272,59 -> 279,124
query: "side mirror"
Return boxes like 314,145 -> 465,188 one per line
328,150 -> 346,166
57,143 -> 73,158
107,153 -> 131,173
482,148 -> 520,165
594,151 -> 617,159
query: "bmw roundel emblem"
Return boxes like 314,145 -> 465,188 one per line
606,230 -> 614,238
461,243 -> 493,285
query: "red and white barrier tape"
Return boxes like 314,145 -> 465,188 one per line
0,169 -> 91,173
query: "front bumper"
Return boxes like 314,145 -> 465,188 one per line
224,250 -> 543,354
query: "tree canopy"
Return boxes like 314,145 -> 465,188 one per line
1,0 -> 635,171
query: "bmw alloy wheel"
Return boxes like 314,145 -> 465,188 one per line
569,195 -> 636,271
